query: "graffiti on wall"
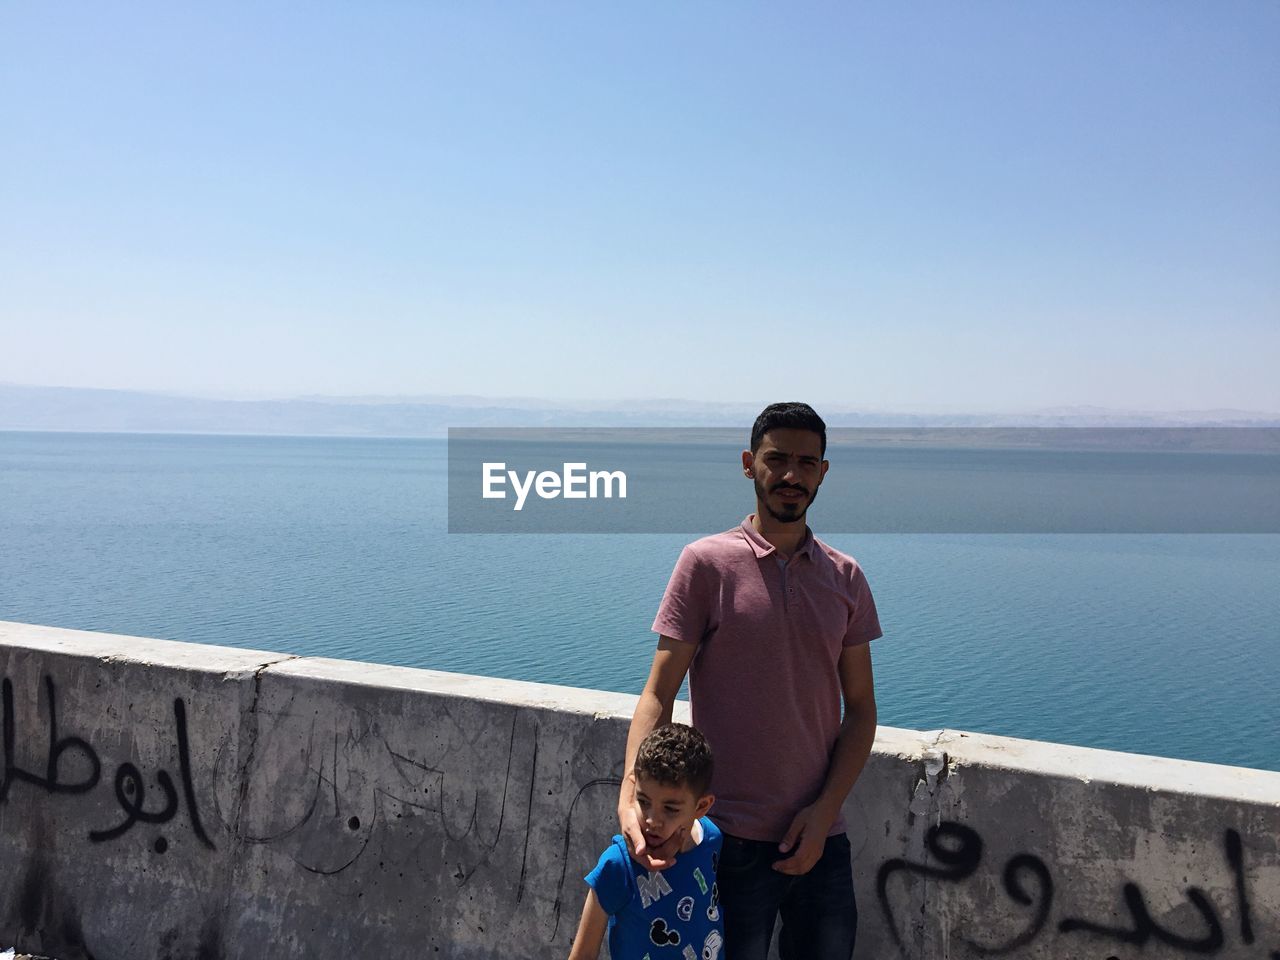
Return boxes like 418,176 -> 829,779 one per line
0,668 -> 615,942
202,691 -> 619,934
2,667 -> 1276,958
1,676 -> 214,852
877,820 -> 1277,958
203,697 -> 550,882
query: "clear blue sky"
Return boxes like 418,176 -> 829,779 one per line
2,2 -> 1277,411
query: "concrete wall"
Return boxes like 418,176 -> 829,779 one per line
1,620 -> 1277,960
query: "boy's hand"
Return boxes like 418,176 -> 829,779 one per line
772,803 -> 831,876
619,772 -> 683,870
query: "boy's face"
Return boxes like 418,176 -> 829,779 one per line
633,774 -> 714,851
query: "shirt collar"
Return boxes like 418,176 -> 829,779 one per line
740,515 -> 817,561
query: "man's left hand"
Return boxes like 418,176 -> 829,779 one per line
772,803 -> 832,876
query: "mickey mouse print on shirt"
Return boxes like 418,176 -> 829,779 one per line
583,817 -> 725,959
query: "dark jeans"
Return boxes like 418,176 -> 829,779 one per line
717,831 -> 857,960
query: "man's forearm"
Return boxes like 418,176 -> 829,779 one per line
773,697 -> 877,873
616,638 -> 697,867
813,699 -> 878,824
617,690 -> 674,811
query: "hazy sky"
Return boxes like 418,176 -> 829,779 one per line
2,2 -> 1277,411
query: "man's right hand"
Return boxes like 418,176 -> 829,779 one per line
618,772 -> 683,871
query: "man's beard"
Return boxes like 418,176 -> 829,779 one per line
755,476 -> 817,524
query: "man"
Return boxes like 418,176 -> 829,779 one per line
617,402 -> 881,959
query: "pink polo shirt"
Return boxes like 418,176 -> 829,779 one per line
651,516 -> 882,842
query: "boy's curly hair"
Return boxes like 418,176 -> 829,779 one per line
634,723 -> 714,796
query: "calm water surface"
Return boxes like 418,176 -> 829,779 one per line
1,432 -> 1276,772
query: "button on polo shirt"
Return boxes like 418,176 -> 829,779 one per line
652,516 -> 882,842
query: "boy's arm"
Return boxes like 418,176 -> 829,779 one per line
773,642 -> 878,876
567,889 -> 609,960
618,635 -> 697,870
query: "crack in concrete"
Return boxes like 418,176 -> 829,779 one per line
229,658 -> 297,837
209,655 -> 300,951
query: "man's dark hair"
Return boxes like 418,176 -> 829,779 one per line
634,723 -> 714,796
750,402 -> 827,458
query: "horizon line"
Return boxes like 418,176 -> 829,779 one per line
3,380 -> 1278,420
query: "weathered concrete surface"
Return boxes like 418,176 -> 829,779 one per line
1,621 -> 1277,960
0,623 -> 293,959
863,729 -> 1280,959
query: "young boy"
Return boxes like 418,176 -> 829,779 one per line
569,723 -> 724,960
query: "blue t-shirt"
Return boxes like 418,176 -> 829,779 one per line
584,817 -> 724,960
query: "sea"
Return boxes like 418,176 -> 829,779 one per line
1,431 -> 1277,772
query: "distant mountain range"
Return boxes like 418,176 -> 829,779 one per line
2,383 -> 1278,437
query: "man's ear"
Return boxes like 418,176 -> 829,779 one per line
741,450 -> 754,478
694,794 -> 715,818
